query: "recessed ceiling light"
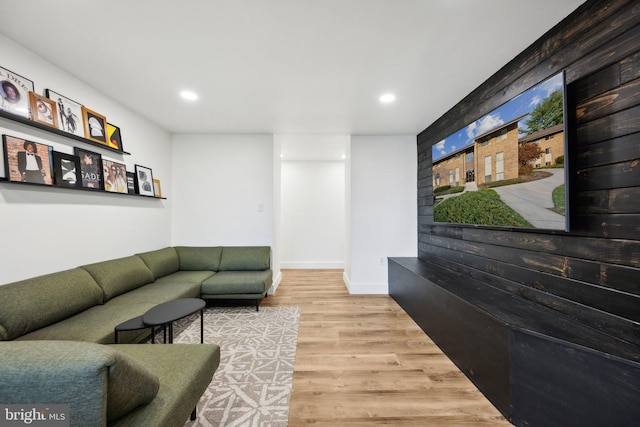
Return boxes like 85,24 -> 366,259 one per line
180,90 -> 198,101
379,93 -> 396,104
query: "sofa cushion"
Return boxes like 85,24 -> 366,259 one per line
81,256 -> 155,301
0,268 -> 103,341
153,270 -> 216,287
136,247 -> 180,280
16,302 -> 156,344
201,270 -> 273,295
175,246 -> 223,271
107,274 -> 205,306
219,246 -> 271,271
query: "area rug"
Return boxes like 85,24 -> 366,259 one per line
165,306 -> 300,427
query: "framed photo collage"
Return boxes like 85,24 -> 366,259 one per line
0,65 -> 161,198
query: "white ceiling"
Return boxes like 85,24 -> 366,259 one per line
0,0 -> 585,136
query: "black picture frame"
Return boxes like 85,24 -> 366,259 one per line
0,66 -> 34,120
2,134 -> 54,185
45,89 -> 85,138
135,164 -> 155,197
52,151 -> 81,188
74,147 -> 103,190
126,171 -> 136,195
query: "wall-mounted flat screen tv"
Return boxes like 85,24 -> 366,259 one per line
432,71 -> 568,231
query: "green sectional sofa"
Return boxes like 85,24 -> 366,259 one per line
0,245 -> 272,427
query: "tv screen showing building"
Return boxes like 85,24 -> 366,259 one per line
432,71 -> 568,231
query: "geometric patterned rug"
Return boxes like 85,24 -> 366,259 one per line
169,306 -> 300,427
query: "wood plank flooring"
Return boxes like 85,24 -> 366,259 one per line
261,269 -> 513,426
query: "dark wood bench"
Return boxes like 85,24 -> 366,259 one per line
389,256 -> 640,427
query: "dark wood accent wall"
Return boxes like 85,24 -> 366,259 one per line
417,0 -> 640,346
392,0 -> 640,425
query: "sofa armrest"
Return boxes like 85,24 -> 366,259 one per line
0,341 -> 160,426
0,341 -> 110,426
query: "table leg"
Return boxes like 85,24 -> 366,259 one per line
200,308 -> 204,344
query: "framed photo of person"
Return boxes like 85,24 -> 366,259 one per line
135,164 -> 155,197
46,89 -> 85,137
52,151 -> 81,188
106,123 -> 124,152
81,106 -> 108,146
0,66 -> 34,119
29,92 -> 59,128
74,147 -> 103,190
102,159 -> 128,194
2,134 -> 54,185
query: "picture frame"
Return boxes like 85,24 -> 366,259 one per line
135,164 -> 155,197
29,92 -> 59,128
153,178 -> 162,198
102,158 -> 128,194
74,147 -> 103,190
2,134 -> 54,185
45,89 -> 84,137
52,151 -> 81,188
126,171 -> 136,195
81,106 -> 108,145
106,123 -> 124,152
0,66 -> 34,119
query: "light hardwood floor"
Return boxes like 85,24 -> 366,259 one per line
261,269 -> 512,427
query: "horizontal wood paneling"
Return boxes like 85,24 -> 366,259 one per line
575,104 -> 640,145
576,77 -> 640,123
575,132 -> 640,169
415,0 -> 640,354
610,187 -> 640,212
575,160 -> 640,190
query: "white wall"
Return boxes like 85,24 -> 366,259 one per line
170,133 -> 273,247
280,160 -> 345,268
0,34 -> 173,284
346,135 -> 417,294
344,139 -> 352,279
272,137 -> 283,288
0,33 -> 418,293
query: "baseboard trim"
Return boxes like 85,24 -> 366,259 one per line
269,270 -> 282,295
343,272 -> 388,294
280,262 -> 344,269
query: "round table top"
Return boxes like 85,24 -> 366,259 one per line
142,298 -> 206,326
